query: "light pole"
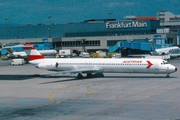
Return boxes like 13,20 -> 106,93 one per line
75,38 -> 86,52
48,16 -> 52,24
81,39 -> 86,52
47,16 -> 52,38
108,12 -> 112,20
108,12 -> 112,36
4,18 -> 10,39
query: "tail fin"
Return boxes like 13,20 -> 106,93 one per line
23,44 -> 45,61
149,39 -> 156,52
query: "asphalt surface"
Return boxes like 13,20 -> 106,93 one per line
0,58 -> 180,120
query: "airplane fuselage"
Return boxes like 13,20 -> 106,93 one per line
7,50 -> 57,58
31,58 -> 177,74
149,39 -> 180,57
155,46 -> 180,54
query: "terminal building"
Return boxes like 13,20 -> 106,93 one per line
0,11 -> 180,54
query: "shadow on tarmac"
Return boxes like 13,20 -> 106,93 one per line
0,75 -> 37,80
39,75 -> 175,84
0,74 -> 176,81
40,78 -> 82,84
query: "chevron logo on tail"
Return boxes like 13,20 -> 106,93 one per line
23,44 -> 45,61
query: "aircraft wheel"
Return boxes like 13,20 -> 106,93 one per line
94,72 -> 104,77
87,73 -> 93,78
166,74 -> 170,78
77,73 -> 83,79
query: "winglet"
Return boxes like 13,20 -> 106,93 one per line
23,44 -> 45,61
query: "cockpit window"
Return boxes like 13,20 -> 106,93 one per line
161,60 -> 168,65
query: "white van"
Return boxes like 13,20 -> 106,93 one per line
82,52 -> 90,58
79,52 -> 90,58
111,53 -> 121,58
11,59 -> 24,65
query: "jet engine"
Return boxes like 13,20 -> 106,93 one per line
35,62 -> 59,70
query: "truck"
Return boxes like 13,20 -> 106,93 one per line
59,49 -> 72,58
96,51 -> 106,58
11,59 -> 24,65
79,52 -> 90,58
111,53 -> 122,58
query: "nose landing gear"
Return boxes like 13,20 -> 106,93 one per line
166,74 -> 170,78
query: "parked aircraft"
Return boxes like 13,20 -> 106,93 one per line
4,46 -> 57,59
22,44 -> 177,78
149,39 -> 180,58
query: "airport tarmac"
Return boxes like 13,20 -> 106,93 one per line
0,58 -> 180,120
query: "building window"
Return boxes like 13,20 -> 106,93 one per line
57,40 -> 100,47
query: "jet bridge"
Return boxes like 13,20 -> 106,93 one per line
108,39 -> 151,52
108,38 -> 172,53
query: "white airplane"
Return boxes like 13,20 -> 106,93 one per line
3,46 -> 57,59
22,44 -> 177,78
149,39 -> 180,58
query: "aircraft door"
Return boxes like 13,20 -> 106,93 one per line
154,63 -> 158,70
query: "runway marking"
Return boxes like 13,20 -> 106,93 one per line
48,85 -> 76,104
48,83 -> 96,104
86,84 -> 96,94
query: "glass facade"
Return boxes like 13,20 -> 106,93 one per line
0,20 -> 160,39
54,40 -> 100,47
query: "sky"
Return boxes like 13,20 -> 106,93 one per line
0,0 -> 180,25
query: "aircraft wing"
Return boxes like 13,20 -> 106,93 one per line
169,53 -> 180,57
39,67 -> 104,77
62,67 -> 103,74
128,54 -> 170,60
128,54 -> 151,58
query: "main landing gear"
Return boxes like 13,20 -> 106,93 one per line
77,73 -> 83,79
87,73 -> 93,78
76,72 -> 105,79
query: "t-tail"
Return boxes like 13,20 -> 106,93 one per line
23,44 -> 45,61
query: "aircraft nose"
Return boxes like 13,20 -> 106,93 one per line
175,67 -> 177,72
